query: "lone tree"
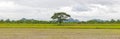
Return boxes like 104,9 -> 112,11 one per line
51,12 -> 71,24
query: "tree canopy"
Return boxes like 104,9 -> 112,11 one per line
51,12 -> 71,24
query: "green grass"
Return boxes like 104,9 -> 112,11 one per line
0,24 -> 120,29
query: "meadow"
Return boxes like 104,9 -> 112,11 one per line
0,24 -> 120,29
0,24 -> 120,39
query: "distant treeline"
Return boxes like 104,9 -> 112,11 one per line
78,19 -> 120,24
0,18 -> 53,24
0,18 -> 120,24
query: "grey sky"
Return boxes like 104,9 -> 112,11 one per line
0,0 -> 120,21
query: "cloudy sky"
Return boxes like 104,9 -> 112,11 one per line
0,0 -> 120,21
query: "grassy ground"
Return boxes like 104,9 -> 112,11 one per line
0,24 -> 120,39
0,28 -> 120,39
0,24 -> 120,29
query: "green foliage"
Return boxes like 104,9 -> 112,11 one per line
51,12 -> 71,24
0,18 -> 51,24
78,19 -> 120,24
0,18 -> 120,24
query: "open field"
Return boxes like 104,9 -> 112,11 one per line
0,24 -> 120,29
0,28 -> 120,39
0,24 -> 120,39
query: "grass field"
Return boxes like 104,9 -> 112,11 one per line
0,24 -> 120,39
0,24 -> 120,29
0,28 -> 120,39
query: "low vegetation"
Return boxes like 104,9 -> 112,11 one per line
0,18 -> 120,24
0,24 -> 119,29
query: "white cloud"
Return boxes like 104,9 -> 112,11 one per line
0,1 -> 15,8
0,0 -> 120,21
